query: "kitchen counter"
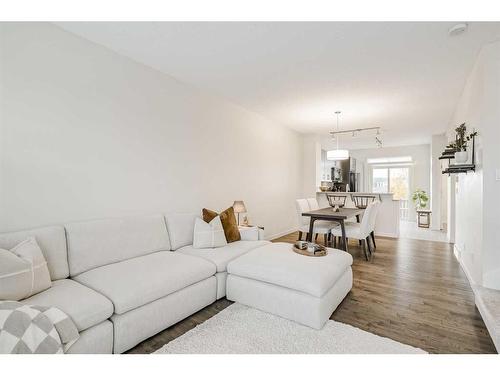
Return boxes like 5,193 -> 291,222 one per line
316,191 -> 400,238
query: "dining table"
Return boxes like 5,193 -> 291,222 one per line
301,207 -> 365,252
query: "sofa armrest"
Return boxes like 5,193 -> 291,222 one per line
257,228 -> 265,240
238,226 -> 261,241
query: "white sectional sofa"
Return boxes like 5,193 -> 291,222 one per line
0,213 -> 269,353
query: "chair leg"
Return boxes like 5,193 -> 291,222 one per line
361,239 -> 369,261
323,233 -> 328,246
333,236 -> 337,248
371,231 -> 377,250
298,231 -> 303,241
315,233 -> 319,242
358,239 -> 362,246
366,236 -> 373,259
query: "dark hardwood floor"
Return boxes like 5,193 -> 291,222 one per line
128,232 -> 496,354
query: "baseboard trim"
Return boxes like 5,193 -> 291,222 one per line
265,228 -> 298,241
453,246 -> 499,352
374,231 -> 399,238
474,287 -> 500,352
453,244 -> 476,288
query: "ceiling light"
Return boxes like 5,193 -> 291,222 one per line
448,23 -> 468,37
327,111 -> 349,161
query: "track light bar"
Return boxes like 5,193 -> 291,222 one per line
329,126 -> 381,136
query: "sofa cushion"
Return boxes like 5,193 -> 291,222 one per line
177,240 -> 270,273
74,251 -> 216,314
22,279 -> 113,332
65,214 -> 171,276
164,213 -> 198,250
0,226 -> 68,280
227,242 -> 353,298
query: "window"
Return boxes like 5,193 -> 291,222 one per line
389,168 -> 410,200
372,168 -> 389,193
372,167 -> 409,199
367,156 -> 412,164
372,166 -> 410,220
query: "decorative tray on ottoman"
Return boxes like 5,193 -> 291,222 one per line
293,241 -> 327,257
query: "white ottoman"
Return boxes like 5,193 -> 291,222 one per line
226,242 -> 353,329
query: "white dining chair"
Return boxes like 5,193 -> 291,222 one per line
306,198 -> 340,244
295,198 -> 337,245
306,198 -> 320,211
331,200 -> 380,260
368,199 -> 380,251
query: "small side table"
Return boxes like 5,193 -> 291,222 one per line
416,210 -> 431,228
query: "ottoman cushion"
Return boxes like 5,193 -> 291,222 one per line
226,242 -> 353,297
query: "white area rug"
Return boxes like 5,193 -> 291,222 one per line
155,303 -> 426,354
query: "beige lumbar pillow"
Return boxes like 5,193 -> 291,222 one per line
0,237 -> 52,300
193,216 -> 228,249
0,249 -> 32,300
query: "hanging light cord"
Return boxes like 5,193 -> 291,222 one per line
336,111 -> 340,150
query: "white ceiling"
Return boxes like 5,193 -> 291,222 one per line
56,22 -> 500,149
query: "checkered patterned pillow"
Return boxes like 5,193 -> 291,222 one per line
0,301 -> 79,354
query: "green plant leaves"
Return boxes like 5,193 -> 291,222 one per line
411,189 -> 428,209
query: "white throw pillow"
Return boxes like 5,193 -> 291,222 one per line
0,237 -> 52,300
193,217 -> 228,249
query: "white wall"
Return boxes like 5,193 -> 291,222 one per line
0,23 -> 304,239
302,135 -> 322,198
349,144 -> 431,221
430,134 -> 447,231
449,40 -> 500,289
320,150 -> 336,182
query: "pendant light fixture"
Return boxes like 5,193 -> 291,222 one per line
327,111 -> 349,160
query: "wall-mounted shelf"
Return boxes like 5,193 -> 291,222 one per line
442,164 -> 475,174
438,148 -> 456,160
440,132 -> 476,175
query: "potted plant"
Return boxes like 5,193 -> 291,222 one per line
412,189 -> 429,210
450,123 -> 477,164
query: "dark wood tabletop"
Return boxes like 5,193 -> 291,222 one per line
302,207 -> 364,220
